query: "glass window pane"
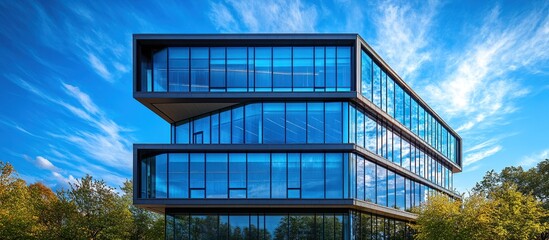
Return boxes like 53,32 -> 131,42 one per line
229,153 -> 246,189
293,47 -> 314,91
376,165 -> 387,206
272,153 -> 287,198
220,110 -> 231,144
365,114 -> 377,153
248,153 -> 270,198
263,103 -> 285,143
232,107 -> 244,143
266,215 -> 284,239
155,154 -> 167,198
286,103 -> 306,143
357,110 -> 365,148
396,174 -> 405,210
302,153 -> 324,198
176,121 -> 190,144
190,153 -> 205,190
190,47 -> 209,92
169,153 -> 188,198
356,156 -> 365,200
361,51 -> 372,100
404,93 -> 411,129
372,63 -> 381,107
288,153 -> 301,189
325,102 -> 342,143
230,215 -> 249,239
210,47 -> 226,91
193,116 -> 210,144
325,47 -> 336,91
387,77 -> 395,118
326,153 -> 343,198
273,47 -> 292,91
255,47 -> 272,92
169,47 -> 189,92
211,113 -> 219,144
381,71 -> 387,112
307,102 -> 324,143
395,83 -> 404,124
314,47 -> 325,90
227,47 -> 247,91
245,103 -> 262,144
248,47 -> 255,91
153,48 -> 167,92
336,46 -> 351,91
191,215 -> 217,239
364,160 -> 376,202
387,170 -> 395,208
206,153 -> 227,198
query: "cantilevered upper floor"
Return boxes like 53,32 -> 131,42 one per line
132,33 -> 462,171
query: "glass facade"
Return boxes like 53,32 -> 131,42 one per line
135,35 -> 461,240
361,50 -> 459,165
142,46 -> 351,93
166,211 -> 413,240
140,152 -> 437,212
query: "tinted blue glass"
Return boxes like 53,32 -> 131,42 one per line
404,93 -> 411,129
193,116 -> 210,144
229,189 -> 246,198
396,174 -> 405,210
232,107 -> 244,143
229,215 -> 249,239
287,153 -> 300,189
210,47 -> 226,91
349,107 -> 356,144
248,153 -> 270,198
190,47 -> 209,92
343,102 -> 348,143
376,165 -> 387,206
288,189 -> 300,198
419,106 -> 425,140
364,160 -> 376,202
272,153 -> 287,198
211,113 -> 219,144
153,48 -> 167,92
402,139 -> 411,171
273,47 -> 292,91
155,154 -> 167,198
387,128 -> 394,163
255,47 -> 272,91
325,47 -> 336,91
361,51 -> 372,100
356,156 -> 365,200
220,110 -> 231,144
176,122 -> 189,144
263,103 -> 285,143
248,47 -> 255,91
302,153 -> 324,198
314,47 -> 325,90
411,99 -> 418,135
286,103 -> 306,143
190,153 -> 205,192
387,170 -> 395,208
381,71 -> 387,111
174,215 -> 190,239
365,115 -> 377,153
357,110 -> 365,148
168,47 -> 189,92
405,179 -> 412,210
307,103 -> 324,143
245,103 -> 262,144
326,153 -> 343,198
379,124 -> 386,158
266,215 -> 284,239
387,77 -> 395,117
394,134 -> 401,166
229,153 -> 246,189
206,153 -> 227,198
372,63 -> 381,107
169,153 -> 188,198
337,47 -> 351,91
325,102 -> 342,143
293,47 -> 314,91
227,47 -> 247,91
395,84 -> 404,124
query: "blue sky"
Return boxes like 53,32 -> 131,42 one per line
0,0 -> 547,193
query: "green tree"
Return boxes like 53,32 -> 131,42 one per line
121,180 -> 164,240
413,184 -> 548,240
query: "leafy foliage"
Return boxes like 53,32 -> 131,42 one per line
0,161 -> 164,239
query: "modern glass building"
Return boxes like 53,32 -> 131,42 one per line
133,34 -> 462,239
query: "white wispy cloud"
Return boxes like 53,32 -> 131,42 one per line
208,0 -> 318,32
464,145 -> 502,166
371,0 -> 439,82
422,5 -> 548,167
35,156 -> 56,171
520,149 -> 549,167
87,53 -> 112,82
